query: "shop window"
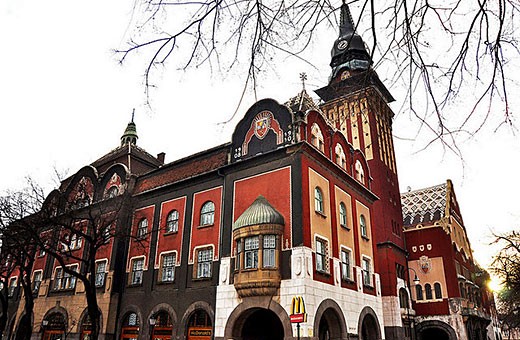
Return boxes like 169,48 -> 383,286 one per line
360,215 -> 368,238
416,284 -> 424,300
166,210 -> 179,233
339,202 -> 348,227
314,187 -> 324,213
340,249 -> 351,280
425,283 -> 433,299
151,311 -> 173,340
244,236 -> 259,269
200,201 -> 215,226
434,282 -> 442,299
130,258 -> 144,285
362,258 -> 371,286
137,218 -> 148,238
315,238 -> 328,273
196,248 -> 213,279
160,253 -> 176,282
121,312 -> 140,340
95,261 -> 107,287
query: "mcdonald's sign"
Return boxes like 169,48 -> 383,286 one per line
290,296 -> 307,323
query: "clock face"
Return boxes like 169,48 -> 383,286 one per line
337,40 -> 349,50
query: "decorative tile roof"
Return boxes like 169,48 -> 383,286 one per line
401,183 -> 447,226
284,89 -> 319,113
233,195 -> 285,230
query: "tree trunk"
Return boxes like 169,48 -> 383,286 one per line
84,280 -> 101,340
0,289 -> 8,339
15,278 -> 34,340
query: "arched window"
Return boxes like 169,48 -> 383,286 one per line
311,123 -> 324,152
425,283 -> 433,300
415,284 -> 423,300
137,218 -> 148,238
434,282 -> 442,299
200,201 -> 215,226
355,160 -> 365,184
106,186 -> 118,199
121,312 -> 140,339
335,143 -> 347,169
360,215 -> 368,238
166,210 -> 179,233
314,187 -> 324,213
399,288 -> 409,308
339,202 -> 348,227
151,311 -> 173,339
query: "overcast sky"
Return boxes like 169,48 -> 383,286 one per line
1,0 -> 519,277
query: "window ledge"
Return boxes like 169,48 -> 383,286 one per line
316,269 -> 331,277
193,277 -> 212,281
127,283 -> 143,288
163,231 -> 178,236
340,224 -> 350,231
315,211 -> 327,218
363,283 -> 374,289
198,223 -> 214,229
342,278 -> 355,284
361,235 -> 370,241
157,280 -> 175,285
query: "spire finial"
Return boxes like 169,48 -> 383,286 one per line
299,72 -> 307,90
121,109 -> 138,146
339,1 -> 355,36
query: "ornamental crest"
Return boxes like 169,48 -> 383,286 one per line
419,255 -> 432,274
254,111 -> 271,140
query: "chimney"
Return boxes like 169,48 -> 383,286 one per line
157,152 -> 165,165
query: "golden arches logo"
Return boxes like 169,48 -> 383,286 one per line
291,296 -> 306,316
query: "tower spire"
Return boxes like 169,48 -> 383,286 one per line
121,109 -> 138,146
339,0 -> 355,36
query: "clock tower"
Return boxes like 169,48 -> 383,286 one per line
315,2 -> 411,339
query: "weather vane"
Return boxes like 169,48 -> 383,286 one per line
299,72 -> 307,90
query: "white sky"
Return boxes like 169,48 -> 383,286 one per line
1,0 -> 519,274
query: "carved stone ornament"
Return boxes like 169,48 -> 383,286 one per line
419,255 -> 432,274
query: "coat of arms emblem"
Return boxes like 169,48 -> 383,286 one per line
253,111 -> 272,139
419,255 -> 432,274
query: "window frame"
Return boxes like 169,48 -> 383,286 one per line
315,238 -> 328,273
130,258 -> 145,286
361,257 -> 372,286
339,202 -> 348,228
165,210 -> 180,233
360,214 -> 368,238
137,218 -> 148,238
32,270 -> 43,295
416,284 -> 424,300
434,282 -> 442,299
7,277 -> 17,297
340,248 -> 352,281
262,235 -> 277,269
314,187 -> 324,214
244,236 -> 259,269
196,247 -> 213,279
160,253 -> 176,283
95,260 -> 107,288
200,201 -> 215,226
425,283 -> 433,300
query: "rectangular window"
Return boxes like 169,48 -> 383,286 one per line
54,265 -> 78,290
235,240 -> 242,270
196,248 -> 213,279
316,239 -> 328,272
244,236 -> 259,269
54,268 -> 63,291
161,254 -> 176,282
95,261 -> 107,287
263,235 -> 276,268
362,258 -> 371,286
341,249 -> 351,280
32,271 -> 42,295
131,258 -> 144,285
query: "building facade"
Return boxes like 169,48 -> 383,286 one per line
401,180 -> 500,340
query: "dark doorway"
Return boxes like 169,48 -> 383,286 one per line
317,308 -> 343,340
360,314 -> 379,340
420,327 -> 450,340
241,309 -> 284,340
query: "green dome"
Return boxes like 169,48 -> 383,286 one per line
233,195 -> 285,230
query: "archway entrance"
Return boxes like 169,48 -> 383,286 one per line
42,313 -> 66,340
120,312 -> 140,340
419,327 -> 449,340
187,309 -> 212,340
239,308 -> 284,340
151,311 -> 173,340
317,308 -> 344,340
360,314 -> 379,340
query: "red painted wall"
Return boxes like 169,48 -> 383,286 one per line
189,187 -> 222,262
155,197 -> 187,267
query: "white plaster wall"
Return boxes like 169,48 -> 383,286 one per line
215,247 -> 386,339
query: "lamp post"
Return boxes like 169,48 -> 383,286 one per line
406,267 -> 420,340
